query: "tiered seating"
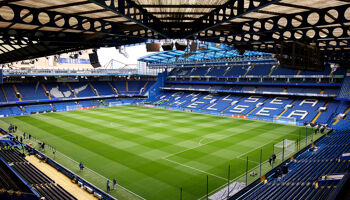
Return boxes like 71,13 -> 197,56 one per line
280,99 -> 326,122
45,83 -> 74,99
0,106 -> 24,116
224,95 -> 268,115
91,81 -> 114,96
2,85 -> 18,102
206,66 -> 227,76
338,77 -> 350,100
128,81 -> 148,94
287,87 -> 322,94
69,82 -> 95,97
0,154 -> 35,200
224,66 -> 248,77
0,149 -> 77,200
236,130 -> 350,200
53,102 -> 78,111
169,68 -> 192,76
201,94 -> 243,112
323,87 -> 339,95
25,104 -> 52,113
168,63 -> 345,78
0,107 -> 13,116
246,65 -> 270,76
165,83 -> 340,97
79,100 -> 98,107
190,67 -> 210,76
152,90 -> 339,124
316,101 -> 339,124
111,81 -> 126,94
16,83 -> 48,101
0,87 -> 7,102
249,97 -> 294,117
256,86 -> 284,93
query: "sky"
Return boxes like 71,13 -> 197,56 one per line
97,44 -> 154,68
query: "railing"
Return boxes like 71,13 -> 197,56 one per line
6,126 -> 143,200
137,104 -> 326,199
2,68 -> 156,76
148,56 -> 276,68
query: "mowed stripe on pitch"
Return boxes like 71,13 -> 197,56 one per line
0,106 -> 306,200
13,113 -> 222,199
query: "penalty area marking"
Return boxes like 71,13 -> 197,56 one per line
162,157 -> 226,181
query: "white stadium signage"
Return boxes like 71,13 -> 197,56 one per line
229,105 -> 250,113
256,107 -> 278,116
270,97 -> 289,105
287,110 -> 308,120
245,96 -> 262,103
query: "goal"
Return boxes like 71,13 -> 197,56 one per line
108,102 -> 122,107
66,105 -> 82,111
275,139 -> 296,160
273,115 -> 297,125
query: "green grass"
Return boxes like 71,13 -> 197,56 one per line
0,105 -> 318,200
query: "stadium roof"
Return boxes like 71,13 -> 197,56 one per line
0,0 -> 349,64
138,42 -> 269,63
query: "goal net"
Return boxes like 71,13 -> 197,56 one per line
273,116 -> 297,125
66,105 -> 82,111
275,139 -> 296,160
108,102 -> 122,107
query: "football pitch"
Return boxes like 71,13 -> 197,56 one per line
0,105 -> 315,200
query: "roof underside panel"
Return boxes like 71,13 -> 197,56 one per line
0,0 -> 349,64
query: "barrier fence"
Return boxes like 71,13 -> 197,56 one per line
10,131 -> 144,200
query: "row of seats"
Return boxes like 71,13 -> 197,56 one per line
0,153 -> 29,192
169,63 -> 345,77
150,91 -> 350,124
0,98 -> 139,116
0,81 -> 154,102
0,149 -> 77,200
236,130 -> 350,200
338,76 -> 350,100
165,84 -> 340,96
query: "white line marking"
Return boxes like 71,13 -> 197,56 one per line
2,117 -> 146,200
237,157 -> 259,164
162,157 -> 226,181
164,126 -> 258,159
198,137 -> 206,145
53,150 -> 146,200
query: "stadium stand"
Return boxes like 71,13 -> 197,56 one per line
234,129 -> 350,200
0,147 -> 77,200
0,1 -> 349,198
147,61 -> 347,127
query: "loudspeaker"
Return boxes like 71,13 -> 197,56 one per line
146,43 -> 160,52
175,41 -> 187,51
162,42 -> 173,51
89,52 -> 101,68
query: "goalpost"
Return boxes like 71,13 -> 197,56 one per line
108,102 -> 122,107
273,116 -> 297,125
274,139 -> 296,160
66,105 -> 82,111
